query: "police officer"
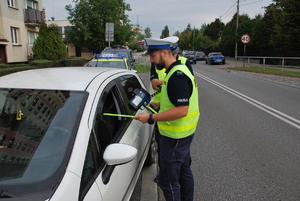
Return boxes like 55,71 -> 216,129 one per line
133,36 -> 200,201
150,41 -> 195,184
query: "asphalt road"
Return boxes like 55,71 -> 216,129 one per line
192,61 -> 300,200
132,56 -> 300,201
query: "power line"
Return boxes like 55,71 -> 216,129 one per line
240,0 -> 263,7
220,2 -> 237,19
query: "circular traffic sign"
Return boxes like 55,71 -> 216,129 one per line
241,34 -> 251,44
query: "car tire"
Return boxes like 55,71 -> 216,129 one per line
144,129 -> 157,167
194,61 -> 197,64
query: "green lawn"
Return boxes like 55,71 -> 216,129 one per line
228,66 -> 300,78
135,64 -> 150,73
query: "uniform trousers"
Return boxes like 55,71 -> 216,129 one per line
157,133 -> 194,201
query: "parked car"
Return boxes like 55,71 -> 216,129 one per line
85,54 -> 130,69
101,48 -> 136,69
184,51 -> 197,64
0,67 -> 156,201
182,50 -> 189,57
195,51 -> 205,61
205,52 -> 226,65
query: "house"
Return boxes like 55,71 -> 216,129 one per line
0,0 -> 44,64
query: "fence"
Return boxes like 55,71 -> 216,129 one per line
236,56 -> 300,71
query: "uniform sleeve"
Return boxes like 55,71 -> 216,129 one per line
150,63 -> 158,80
167,71 -> 193,106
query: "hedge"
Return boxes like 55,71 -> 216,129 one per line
0,57 -> 87,76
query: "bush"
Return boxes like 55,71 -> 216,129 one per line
29,60 -> 53,68
66,57 -> 87,66
0,66 -> 38,76
32,21 -> 67,60
0,57 -> 87,77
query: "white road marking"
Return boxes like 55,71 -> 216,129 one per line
194,72 -> 300,130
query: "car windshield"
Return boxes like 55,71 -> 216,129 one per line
211,53 -> 222,56
0,89 -> 87,195
87,60 -> 126,69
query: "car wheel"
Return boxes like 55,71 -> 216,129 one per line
194,61 -> 197,64
144,128 -> 157,166
222,62 -> 225,65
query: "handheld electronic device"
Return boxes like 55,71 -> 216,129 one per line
129,88 -> 151,111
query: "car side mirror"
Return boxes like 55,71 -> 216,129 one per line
101,143 -> 137,184
103,143 -> 137,165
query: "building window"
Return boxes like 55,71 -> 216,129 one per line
11,27 -> 18,45
28,31 -> 37,46
7,0 -> 15,8
26,0 -> 37,9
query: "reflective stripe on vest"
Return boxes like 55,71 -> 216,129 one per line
157,64 -> 200,138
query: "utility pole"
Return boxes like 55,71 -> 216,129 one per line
193,26 -> 195,51
235,0 -> 239,64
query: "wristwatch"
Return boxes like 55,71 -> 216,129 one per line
148,113 -> 155,124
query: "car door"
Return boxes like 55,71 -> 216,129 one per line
80,73 -> 150,201
95,74 -> 150,200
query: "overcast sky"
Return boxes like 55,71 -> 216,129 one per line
43,0 -> 274,38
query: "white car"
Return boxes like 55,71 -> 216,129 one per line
0,67 -> 156,200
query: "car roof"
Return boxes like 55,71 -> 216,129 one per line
0,67 -> 132,91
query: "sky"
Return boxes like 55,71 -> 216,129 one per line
43,0 -> 274,38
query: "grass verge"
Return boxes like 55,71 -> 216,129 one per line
228,66 -> 300,78
135,64 -> 150,73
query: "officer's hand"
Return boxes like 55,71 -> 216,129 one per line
132,113 -> 150,123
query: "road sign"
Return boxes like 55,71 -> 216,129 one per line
105,23 -> 114,42
241,34 -> 250,44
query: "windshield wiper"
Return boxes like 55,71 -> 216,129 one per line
0,190 -> 18,198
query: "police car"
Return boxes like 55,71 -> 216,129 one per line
0,67 -> 156,200
85,54 -> 131,70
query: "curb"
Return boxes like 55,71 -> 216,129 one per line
141,163 -> 158,201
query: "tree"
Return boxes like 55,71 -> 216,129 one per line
173,31 -> 181,37
270,0 -> 300,55
203,18 -> 225,42
65,0 -> 134,53
160,25 -> 170,38
32,21 -> 66,60
144,27 -> 152,38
